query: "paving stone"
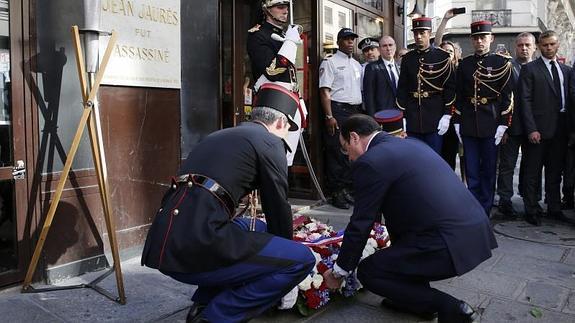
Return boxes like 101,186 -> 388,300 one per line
310,300 -> 417,323
493,235 -> 569,262
444,269 -> 525,298
480,297 -> 574,323
563,249 -> 575,266
432,282 -> 488,308
490,254 -> 575,289
518,281 -> 570,310
0,298 -> 63,322
494,219 -> 575,246
564,292 -> 575,315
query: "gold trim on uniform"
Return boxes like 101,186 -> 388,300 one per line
266,58 -> 287,76
501,92 -> 514,115
445,95 -> 456,106
248,24 -> 261,33
396,98 -> 405,110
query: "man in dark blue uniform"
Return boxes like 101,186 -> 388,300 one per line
454,21 -> 513,217
141,84 -> 315,323
396,17 -> 456,154
322,114 -> 496,322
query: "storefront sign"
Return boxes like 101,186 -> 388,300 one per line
100,0 -> 181,89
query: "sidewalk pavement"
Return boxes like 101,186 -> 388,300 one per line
1,201 -> 575,322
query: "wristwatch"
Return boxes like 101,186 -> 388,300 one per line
325,114 -> 333,121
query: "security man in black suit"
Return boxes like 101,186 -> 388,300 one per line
363,35 -> 400,116
396,17 -> 456,154
141,84 -> 315,322
323,114 -> 495,322
520,30 -> 573,225
453,21 -> 513,217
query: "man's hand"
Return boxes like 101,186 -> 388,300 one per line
284,24 -> 302,44
277,286 -> 299,310
326,117 -> 338,136
322,269 -> 344,290
444,8 -> 462,19
437,115 -> 451,136
528,131 -> 541,144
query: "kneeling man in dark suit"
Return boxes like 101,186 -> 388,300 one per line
323,114 -> 497,322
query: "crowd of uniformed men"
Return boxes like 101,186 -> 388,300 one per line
320,10 -> 575,227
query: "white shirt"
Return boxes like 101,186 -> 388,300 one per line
382,58 -> 399,87
541,56 -> 566,111
319,50 -> 363,105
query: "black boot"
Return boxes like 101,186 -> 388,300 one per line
186,303 -> 208,323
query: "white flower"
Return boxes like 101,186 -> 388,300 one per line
311,250 -> 322,265
298,275 -> 313,291
312,274 -> 324,289
308,232 -> 322,240
331,254 -> 338,261
305,222 -> 318,231
364,245 -> 376,256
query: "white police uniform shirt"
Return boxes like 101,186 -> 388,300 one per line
319,50 -> 362,105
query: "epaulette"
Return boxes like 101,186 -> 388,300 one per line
436,46 -> 450,54
248,24 -> 261,33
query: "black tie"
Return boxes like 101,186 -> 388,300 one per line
550,60 -> 563,109
388,64 -> 397,91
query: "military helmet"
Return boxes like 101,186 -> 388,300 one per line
262,0 -> 290,9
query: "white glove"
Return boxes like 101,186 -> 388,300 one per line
454,123 -> 462,144
494,125 -> 508,146
437,115 -> 451,136
284,24 -> 302,44
277,286 -> 299,310
277,25 -> 302,65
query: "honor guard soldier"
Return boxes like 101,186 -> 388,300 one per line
453,21 -> 513,216
142,84 -> 315,323
247,0 -> 307,165
396,17 -> 456,154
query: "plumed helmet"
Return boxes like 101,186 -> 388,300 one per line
262,0 -> 290,9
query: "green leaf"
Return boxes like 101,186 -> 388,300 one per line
296,296 -> 314,317
530,308 -> 543,318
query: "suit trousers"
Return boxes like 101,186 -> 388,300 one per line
162,218 -> 315,323
562,145 -> 575,203
357,234 -> 464,322
441,124 -> 459,170
323,101 -> 361,194
407,131 -> 443,155
463,136 -> 498,216
522,115 -> 569,215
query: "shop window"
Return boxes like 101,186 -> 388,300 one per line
358,0 -> 383,11
476,0 -> 506,10
338,11 -> 346,28
324,6 -> 333,25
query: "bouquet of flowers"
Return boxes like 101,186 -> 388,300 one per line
292,215 -> 390,315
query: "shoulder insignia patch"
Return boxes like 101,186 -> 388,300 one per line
248,24 -> 261,33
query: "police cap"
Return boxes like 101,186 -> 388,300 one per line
358,37 -> 380,51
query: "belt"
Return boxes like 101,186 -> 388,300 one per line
469,97 -> 496,105
174,174 -> 235,217
411,91 -> 440,98
332,101 -> 362,110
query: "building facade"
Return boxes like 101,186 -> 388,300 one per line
0,0 -> 402,289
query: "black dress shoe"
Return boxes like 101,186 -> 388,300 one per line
330,192 -> 350,209
524,213 -> 541,226
186,303 -> 208,323
457,301 -> 479,322
561,201 -> 575,210
548,211 -> 574,224
380,298 -> 438,321
497,201 -> 517,219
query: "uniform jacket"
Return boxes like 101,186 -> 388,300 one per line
336,133 -> 497,275
247,21 -> 294,85
455,53 -> 514,138
520,57 -> 572,139
363,58 -> 399,116
506,59 -> 526,136
396,47 -> 456,134
141,122 -> 292,273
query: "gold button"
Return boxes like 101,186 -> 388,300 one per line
173,209 -> 179,215
172,184 -> 177,189
187,181 -> 193,187
158,208 -> 163,213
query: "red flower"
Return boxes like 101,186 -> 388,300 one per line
304,289 -> 322,309
316,262 -> 329,274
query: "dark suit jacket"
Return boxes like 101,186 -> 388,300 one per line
336,133 -> 497,275
507,59 -> 524,136
363,58 -> 398,116
520,57 -> 572,139
142,122 -> 292,273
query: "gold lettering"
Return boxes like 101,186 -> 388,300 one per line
102,0 -> 134,16
137,4 -> 179,25
114,44 -> 170,63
